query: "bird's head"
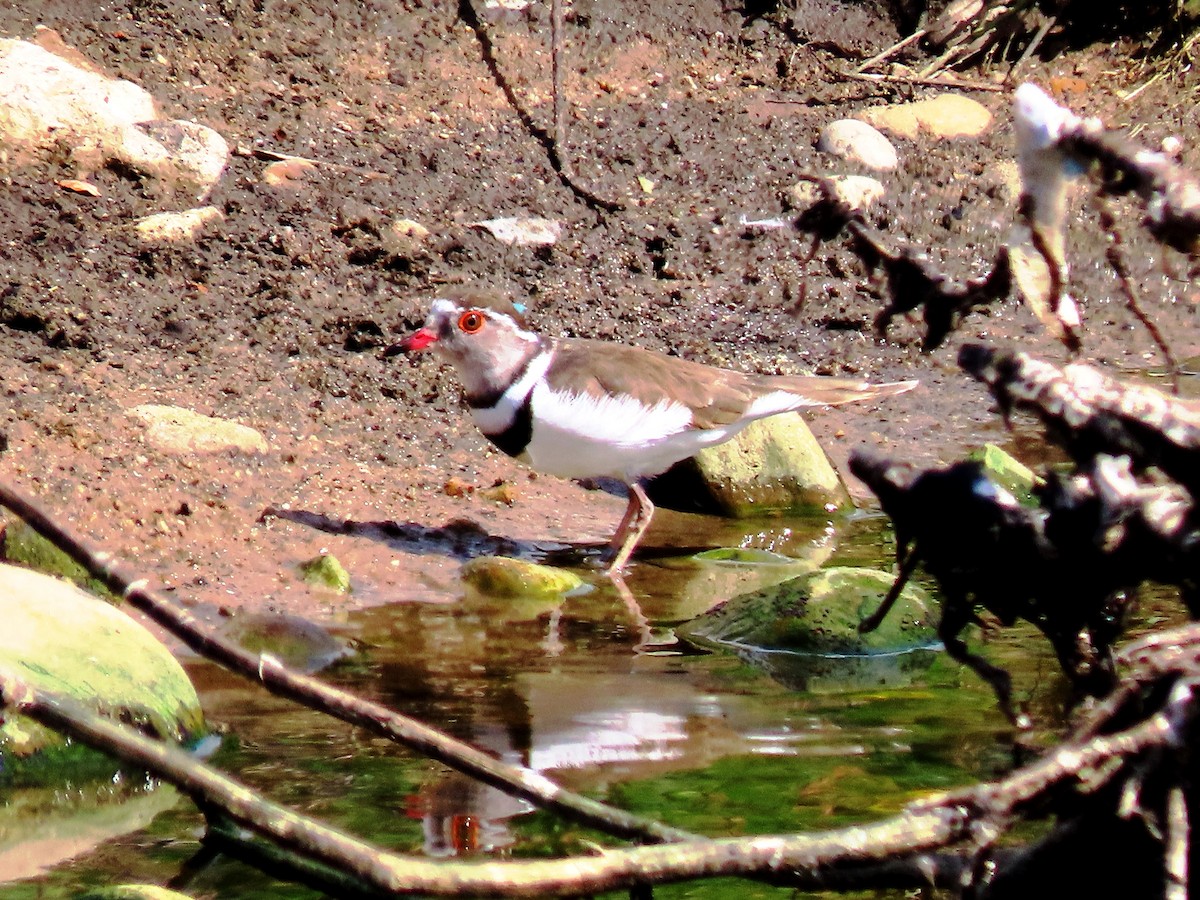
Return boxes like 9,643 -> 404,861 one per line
389,291 -> 540,399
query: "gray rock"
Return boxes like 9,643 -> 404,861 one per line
816,119 -> 899,171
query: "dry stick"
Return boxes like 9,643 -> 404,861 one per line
833,69 -> 1007,93
0,671 -> 969,897
1166,783 -> 1189,900
858,541 -> 921,634
0,481 -> 690,846
853,28 -> 927,73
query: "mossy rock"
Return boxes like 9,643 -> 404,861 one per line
679,566 -> 937,655
966,443 -> 1041,507
648,413 -> 852,517
3,518 -> 111,597
0,563 -> 204,779
298,552 -> 352,593
461,556 -> 583,599
77,885 -> 196,900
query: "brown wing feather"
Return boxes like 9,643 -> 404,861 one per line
549,340 -> 757,429
549,339 -> 916,430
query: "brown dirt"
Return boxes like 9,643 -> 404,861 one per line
0,1 -> 1196,620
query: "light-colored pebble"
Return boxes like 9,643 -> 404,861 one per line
816,119 -> 898,171
129,405 -> 268,455
133,206 -> 224,243
790,174 -> 886,213
860,94 -> 993,140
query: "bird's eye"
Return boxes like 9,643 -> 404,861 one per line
458,311 -> 485,334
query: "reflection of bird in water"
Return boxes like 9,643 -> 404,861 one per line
394,289 -> 915,572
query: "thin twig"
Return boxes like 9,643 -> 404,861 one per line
1165,784 -> 1189,900
829,68 -> 1008,93
1096,199 -> 1181,394
458,0 -> 622,212
0,480 -> 688,846
854,29 -> 927,73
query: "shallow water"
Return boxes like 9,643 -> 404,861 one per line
1,510 -> 1187,899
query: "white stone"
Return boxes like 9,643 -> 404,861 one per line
0,39 -> 229,198
129,405 -> 268,455
816,119 -> 898,171
133,206 -> 224,243
790,174 -> 886,213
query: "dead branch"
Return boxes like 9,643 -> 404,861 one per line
0,480 -> 689,846
853,343 -> 1200,720
1018,84 -> 1200,253
960,344 -> 1200,498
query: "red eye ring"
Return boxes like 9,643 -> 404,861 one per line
458,311 -> 485,334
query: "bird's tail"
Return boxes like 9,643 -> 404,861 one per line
765,375 -> 918,408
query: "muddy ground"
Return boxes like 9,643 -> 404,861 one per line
0,0 -> 1196,622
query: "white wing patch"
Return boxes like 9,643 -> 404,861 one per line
744,390 -> 808,418
523,382 -> 696,480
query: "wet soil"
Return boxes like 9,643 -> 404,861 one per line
0,1 -> 1197,620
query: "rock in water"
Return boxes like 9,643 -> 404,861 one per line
679,566 -> 937,655
460,556 -> 582,599
648,413 -> 851,517
0,563 -> 204,769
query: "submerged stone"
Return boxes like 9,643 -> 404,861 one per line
648,413 -> 851,518
219,611 -> 353,674
460,556 -> 583,599
679,565 -> 937,655
0,563 -> 204,775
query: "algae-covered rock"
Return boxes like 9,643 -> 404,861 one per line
648,413 -> 851,517
461,556 -> 583,599
967,443 -> 1041,507
679,566 -> 937,655
0,563 -> 204,773
644,544 -> 831,623
299,553 -> 352,594
219,611 -> 353,674
3,518 -> 109,596
76,885 -> 196,900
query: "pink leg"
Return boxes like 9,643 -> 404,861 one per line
606,483 -> 654,574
